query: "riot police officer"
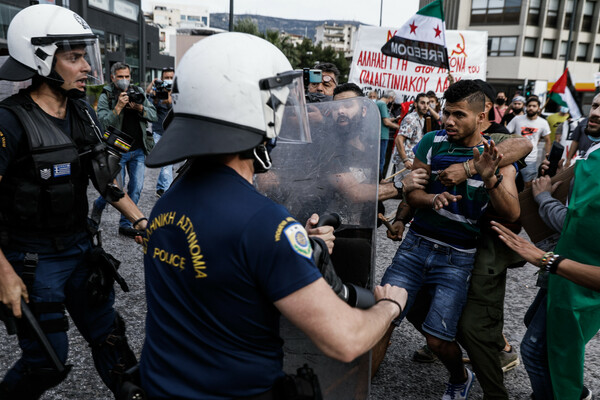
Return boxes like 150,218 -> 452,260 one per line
140,32 -> 408,399
0,5 -> 146,398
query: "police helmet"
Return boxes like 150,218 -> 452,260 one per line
0,4 -> 103,85
146,32 -> 311,168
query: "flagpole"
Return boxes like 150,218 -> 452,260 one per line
564,0 -> 577,71
379,0 -> 383,26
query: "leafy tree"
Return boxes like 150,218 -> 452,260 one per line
233,18 -> 262,37
232,18 -> 351,83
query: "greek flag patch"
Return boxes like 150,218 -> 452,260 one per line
53,163 -> 71,177
283,223 -> 312,259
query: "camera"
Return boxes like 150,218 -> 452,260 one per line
126,87 -> 145,104
153,79 -> 172,100
300,68 -> 322,90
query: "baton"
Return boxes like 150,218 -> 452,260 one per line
378,213 -> 398,236
383,167 -> 407,181
21,298 -> 67,374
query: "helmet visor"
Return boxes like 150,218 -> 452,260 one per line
52,37 -> 104,86
259,71 -> 311,144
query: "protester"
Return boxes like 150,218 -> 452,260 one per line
307,62 -> 339,97
380,79 -> 520,400
387,81 -> 531,398
493,91 -> 509,123
90,62 -> 156,237
506,97 -> 551,187
547,106 -> 570,143
0,5 -> 145,398
139,33 -> 407,399
495,92 -> 600,399
565,117 -> 593,165
146,67 -> 174,197
376,90 -> 400,177
426,90 -> 442,130
500,95 -> 525,126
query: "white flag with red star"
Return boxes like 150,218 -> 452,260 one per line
381,0 -> 449,69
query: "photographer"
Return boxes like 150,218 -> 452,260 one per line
146,67 -> 174,197
91,62 -> 157,237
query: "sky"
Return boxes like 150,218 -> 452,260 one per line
142,0 -> 420,28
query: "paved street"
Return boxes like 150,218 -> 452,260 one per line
0,166 -> 598,399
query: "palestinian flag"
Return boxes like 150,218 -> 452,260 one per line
381,0 -> 449,69
548,68 -> 582,119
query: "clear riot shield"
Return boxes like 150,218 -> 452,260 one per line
257,97 -> 381,400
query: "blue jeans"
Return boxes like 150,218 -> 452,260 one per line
2,240 -> 127,394
381,231 -> 474,341
379,139 -> 388,176
94,147 -> 146,228
521,289 -> 554,399
153,133 -> 173,192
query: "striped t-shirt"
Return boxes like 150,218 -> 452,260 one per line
410,130 -> 493,250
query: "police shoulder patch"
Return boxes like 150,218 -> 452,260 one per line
283,223 -> 312,259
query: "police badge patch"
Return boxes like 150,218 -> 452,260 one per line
283,223 -> 312,259
40,168 -> 51,180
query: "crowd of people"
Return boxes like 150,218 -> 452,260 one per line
0,4 -> 599,400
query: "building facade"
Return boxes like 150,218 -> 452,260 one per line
0,0 -> 173,86
421,0 -> 600,105
315,23 -> 357,57
143,2 -> 210,57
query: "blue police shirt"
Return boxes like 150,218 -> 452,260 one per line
140,164 -> 322,399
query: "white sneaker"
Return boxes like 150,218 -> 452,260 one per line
442,368 -> 475,400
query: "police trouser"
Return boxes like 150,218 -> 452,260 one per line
1,238 -> 136,398
456,231 -> 523,400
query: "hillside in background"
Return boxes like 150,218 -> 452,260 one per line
210,13 -> 366,41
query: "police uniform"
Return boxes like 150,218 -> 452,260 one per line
140,163 -> 321,399
0,91 -> 136,397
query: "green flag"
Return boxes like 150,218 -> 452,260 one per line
547,143 -> 600,398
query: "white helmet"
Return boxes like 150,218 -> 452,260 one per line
0,4 -> 103,85
146,32 -> 310,168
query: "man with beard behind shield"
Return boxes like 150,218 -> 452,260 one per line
140,32 -> 408,400
330,83 -> 399,204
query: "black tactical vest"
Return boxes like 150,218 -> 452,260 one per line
0,91 -> 100,250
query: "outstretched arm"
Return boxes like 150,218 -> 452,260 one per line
439,136 -> 532,187
276,280 -> 407,362
492,222 -> 600,292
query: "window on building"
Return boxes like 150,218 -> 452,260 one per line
559,41 -> 567,59
471,0 -> 521,25
582,0 -> 596,31
488,36 -> 518,56
107,33 -> 121,53
125,35 -> 139,82
0,4 -> 22,40
523,37 -> 537,56
593,44 -> 600,62
187,15 -> 200,21
564,0 -> 577,29
546,0 -> 560,27
202,16 -> 208,25
577,42 -> 589,61
542,39 -> 555,58
528,0 -> 541,25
